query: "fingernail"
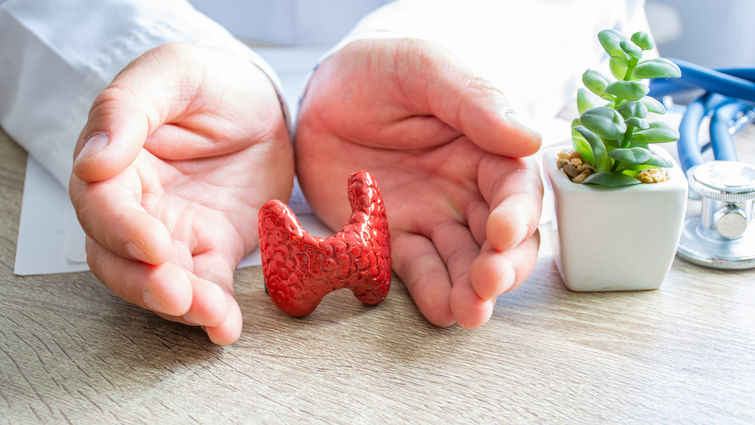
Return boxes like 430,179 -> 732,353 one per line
125,242 -> 148,263
500,262 -> 517,294
183,311 -> 200,324
142,288 -> 167,314
513,224 -> 529,247
75,132 -> 109,162
504,112 -> 541,138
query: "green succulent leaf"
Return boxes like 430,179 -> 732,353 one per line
580,106 -> 627,140
605,81 -> 649,101
650,121 -> 678,131
640,96 -> 666,114
630,31 -> 654,50
629,133 -> 646,144
624,153 -> 673,170
598,29 -> 627,58
633,58 -> 682,79
617,100 -> 648,118
620,40 -> 643,59
571,119 -> 595,165
609,147 -> 653,165
631,122 -> 680,143
582,70 -> 610,96
584,171 -> 641,187
574,125 -> 611,172
609,56 -> 629,80
577,88 -> 602,115
571,135 -> 592,163
644,152 -> 673,168
625,117 -> 649,129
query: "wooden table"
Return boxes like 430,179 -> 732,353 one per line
1,127 -> 754,424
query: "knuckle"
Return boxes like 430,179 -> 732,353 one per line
87,83 -> 139,122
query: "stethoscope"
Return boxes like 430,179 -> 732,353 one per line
649,59 -> 755,269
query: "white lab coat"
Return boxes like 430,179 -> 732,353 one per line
0,0 -> 650,189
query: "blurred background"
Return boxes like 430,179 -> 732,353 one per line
188,0 -> 391,46
646,0 -> 755,67
188,0 -> 755,68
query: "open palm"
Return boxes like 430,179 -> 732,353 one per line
296,39 -> 543,328
69,44 -> 293,344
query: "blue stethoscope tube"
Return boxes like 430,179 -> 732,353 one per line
649,62 -> 755,100
648,59 -> 755,173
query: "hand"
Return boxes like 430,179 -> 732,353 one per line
295,39 -> 543,328
69,43 -> 293,344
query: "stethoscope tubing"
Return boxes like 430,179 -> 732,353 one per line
677,95 -> 706,171
649,59 -> 755,102
710,101 -> 748,162
649,60 -> 755,172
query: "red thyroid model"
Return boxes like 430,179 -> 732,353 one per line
258,171 -> 391,317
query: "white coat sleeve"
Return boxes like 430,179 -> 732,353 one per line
307,0 -> 653,134
0,0 -> 289,188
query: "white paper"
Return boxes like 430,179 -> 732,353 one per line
14,157 -> 89,274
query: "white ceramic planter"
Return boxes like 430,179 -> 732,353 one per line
543,145 -> 688,291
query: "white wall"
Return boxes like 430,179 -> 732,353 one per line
188,0 -> 391,46
647,0 -> 755,67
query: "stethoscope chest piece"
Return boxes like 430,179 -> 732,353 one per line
678,161 -> 755,269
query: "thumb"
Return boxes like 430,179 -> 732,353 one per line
403,40 -> 542,157
72,86 -> 153,182
72,44 -> 193,182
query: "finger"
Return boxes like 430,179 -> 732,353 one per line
184,251 -> 236,327
470,233 -> 540,300
392,39 -> 542,157
87,236 -> 239,335
487,192 -> 541,252
86,237 -> 192,316
391,232 -> 454,327
463,197 -> 490,247
504,231 -> 540,293
372,114 -> 460,150
70,173 -> 172,265
72,82 -> 156,182
155,292 -> 242,346
182,275 -> 229,327
204,294 -> 243,346
429,221 -> 494,329
479,158 -> 543,251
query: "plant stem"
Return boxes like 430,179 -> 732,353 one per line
623,57 -> 639,81
621,125 -> 634,149
613,57 -> 640,109
613,97 -> 625,109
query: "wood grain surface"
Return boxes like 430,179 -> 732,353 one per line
1,127 -> 754,424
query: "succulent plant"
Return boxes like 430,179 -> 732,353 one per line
570,29 -> 682,187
